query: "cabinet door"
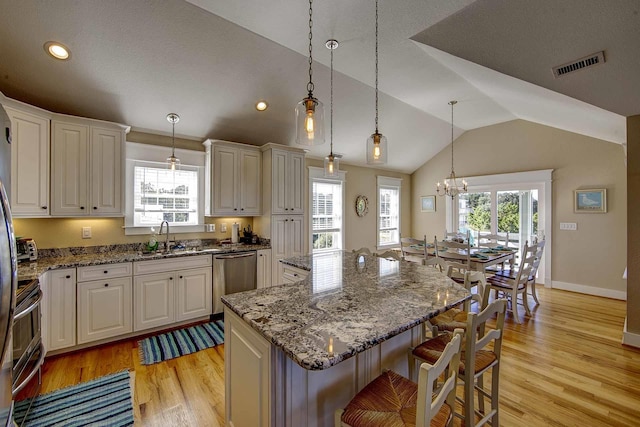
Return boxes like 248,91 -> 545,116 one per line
77,277 -> 132,344
256,249 -> 272,288
6,107 -> 50,216
134,272 -> 175,331
288,152 -> 305,214
289,216 -> 304,258
271,150 -> 288,214
46,269 -> 77,350
175,267 -> 212,322
271,217 -> 288,260
51,121 -> 89,216
213,145 -> 239,215
239,149 -> 261,215
90,127 -> 123,215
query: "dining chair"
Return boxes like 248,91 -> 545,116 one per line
351,247 -> 372,257
409,299 -> 508,427
427,280 -> 491,338
400,233 -> 428,265
476,231 -> 510,272
491,238 -> 545,305
444,229 -> 470,243
375,250 -> 402,261
336,333 -> 462,427
485,241 -> 536,323
434,236 -> 486,293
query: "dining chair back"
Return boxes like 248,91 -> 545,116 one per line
435,237 -> 486,291
444,229 -> 470,243
527,238 -> 546,304
375,250 -> 402,261
351,247 -> 371,257
476,231 -> 509,249
400,233 -> 428,265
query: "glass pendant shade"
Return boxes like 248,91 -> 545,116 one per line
324,154 -> 340,178
296,97 -> 325,145
166,112 -> 180,170
366,132 -> 387,164
167,154 -> 180,171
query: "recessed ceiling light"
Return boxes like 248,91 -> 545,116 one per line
44,41 -> 70,60
255,101 -> 268,111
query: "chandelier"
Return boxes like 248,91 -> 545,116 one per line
295,0 -> 325,146
436,100 -> 467,198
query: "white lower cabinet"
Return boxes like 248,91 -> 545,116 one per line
134,272 -> 175,331
176,267 -> 212,322
45,269 -> 77,351
256,249 -> 272,288
77,277 -> 132,344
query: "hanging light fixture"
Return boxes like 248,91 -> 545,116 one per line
436,101 -> 467,198
166,113 -> 180,170
366,0 -> 387,164
295,0 -> 325,146
324,39 -> 341,178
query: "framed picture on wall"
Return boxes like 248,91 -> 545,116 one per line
420,195 -> 436,213
574,188 -> 607,213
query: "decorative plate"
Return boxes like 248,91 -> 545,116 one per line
355,195 -> 368,217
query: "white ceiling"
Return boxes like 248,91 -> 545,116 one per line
0,0 -> 633,173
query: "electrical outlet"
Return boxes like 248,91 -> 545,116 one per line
82,226 -> 92,239
559,222 -> 577,231
220,223 -> 227,233
211,223 -> 215,232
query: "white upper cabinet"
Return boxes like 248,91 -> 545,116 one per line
270,148 -> 305,215
51,116 -> 128,216
203,139 -> 261,216
4,105 -> 50,217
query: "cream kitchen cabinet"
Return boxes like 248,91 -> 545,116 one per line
51,118 -> 129,217
256,249 -> 272,288
133,255 -> 212,332
281,264 -> 309,284
77,263 -> 133,344
44,268 -> 76,351
271,216 -> 304,285
203,139 -> 261,216
262,145 -> 305,215
3,104 -> 50,217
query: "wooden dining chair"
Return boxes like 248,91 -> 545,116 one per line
400,233 -> 428,265
476,231 -> 510,271
444,229 -> 470,243
434,236 -> 486,293
486,241 -> 536,323
336,333 -> 462,427
409,299 -> 507,427
491,238 -> 546,305
351,247 -> 372,257
375,250 -> 402,261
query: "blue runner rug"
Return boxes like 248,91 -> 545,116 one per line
14,370 -> 134,427
138,320 -> 224,365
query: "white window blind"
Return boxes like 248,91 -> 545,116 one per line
312,180 -> 343,252
377,176 -> 402,247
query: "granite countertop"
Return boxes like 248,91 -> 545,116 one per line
222,250 -> 470,371
17,243 -> 270,281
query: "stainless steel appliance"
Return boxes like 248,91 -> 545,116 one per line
11,278 -> 43,425
0,104 -> 17,425
15,240 -> 36,263
213,252 -> 257,314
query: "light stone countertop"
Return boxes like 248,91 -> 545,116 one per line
17,243 -> 270,281
222,250 -> 470,371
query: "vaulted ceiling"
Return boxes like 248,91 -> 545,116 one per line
0,0 -> 635,173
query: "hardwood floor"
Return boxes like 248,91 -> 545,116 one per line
37,286 -> 640,426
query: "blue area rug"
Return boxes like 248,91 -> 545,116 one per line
14,370 -> 134,427
138,320 -> 224,365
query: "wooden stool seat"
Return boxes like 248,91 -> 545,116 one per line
430,308 -> 469,332
412,333 -> 497,376
340,370 -> 452,427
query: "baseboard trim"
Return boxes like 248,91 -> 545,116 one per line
551,280 -> 627,300
623,318 -> 640,348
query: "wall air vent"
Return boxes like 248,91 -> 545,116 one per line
552,51 -> 605,78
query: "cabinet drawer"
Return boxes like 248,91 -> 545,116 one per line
281,264 -> 308,284
77,262 -> 132,282
133,254 -> 212,275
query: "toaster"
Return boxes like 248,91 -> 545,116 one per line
16,238 -> 37,262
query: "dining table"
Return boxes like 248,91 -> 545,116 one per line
425,244 -> 517,273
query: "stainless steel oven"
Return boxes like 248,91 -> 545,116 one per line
12,279 -> 44,425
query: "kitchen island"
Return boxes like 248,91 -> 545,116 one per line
222,250 -> 470,427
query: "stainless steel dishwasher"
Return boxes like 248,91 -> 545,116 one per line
213,251 -> 257,314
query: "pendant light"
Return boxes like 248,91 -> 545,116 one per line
366,0 -> 387,165
436,101 -> 467,198
295,0 -> 325,146
324,39 -> 341,178
166,113 -> 180,170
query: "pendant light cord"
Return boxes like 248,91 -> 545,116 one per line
172,120 -> 176,157
374,0 -> 379,134
450,101 -> 454,174
330,41 -> 334,156
307,0 -> 314,95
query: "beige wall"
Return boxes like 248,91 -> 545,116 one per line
627,115 -> 640,332
412,119 -> 627,294
306,158 -> 411,252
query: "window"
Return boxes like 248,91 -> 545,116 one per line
309,167 -> 346,253
377,176 -> 402,248
125,142 -> 205,235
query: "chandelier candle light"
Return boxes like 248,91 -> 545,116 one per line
166,113 -> 180,170
366,0 -> 387,165
436,100 -> 467,198
295,0 -> 325,146
324,39 -> 341,177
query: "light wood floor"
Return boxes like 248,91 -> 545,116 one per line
38,286 -> 640,426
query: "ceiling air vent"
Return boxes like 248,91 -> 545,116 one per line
552,51 -> 605,78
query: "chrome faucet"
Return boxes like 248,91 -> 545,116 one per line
159,220 -> 170,252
